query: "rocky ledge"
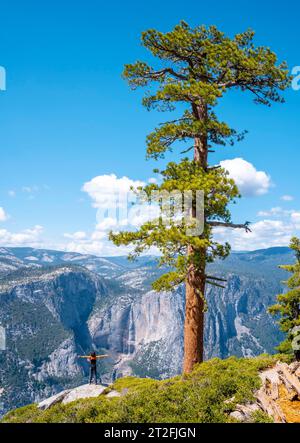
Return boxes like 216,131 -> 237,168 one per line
230,361 -> 300,423
36,361 -> 300,423
38,384 -> 121,410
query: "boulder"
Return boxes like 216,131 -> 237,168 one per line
229,403 -> 261,422
105,390 -> 121,398
62,384 -> 106,404
38,389 -> 71,410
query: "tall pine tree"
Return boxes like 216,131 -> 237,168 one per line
110,22 -> 290,373
269,237 -> 300,361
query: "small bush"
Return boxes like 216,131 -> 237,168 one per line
2,404 -> 42,423
250,410 -> 274,423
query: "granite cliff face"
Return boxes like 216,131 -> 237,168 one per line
89,287 -> 185,379
0,246 -> 293,414
0,264 -> 103,413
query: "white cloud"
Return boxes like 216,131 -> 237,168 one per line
95,217 -> 119,231
214,220 -> 296,251
63,171 -> 295,255
64,231 -> 87,240
220,158 -> 271,197
62,228 -> 130,256
0,207 -> 8,222
127,205 -> 160,228
22,186 -> 39,194
63,229 -> 116,255
291,211 -> 300,227
281,195 -> 294,201
8,190 -> 16,198
214,205 -> 300,251
60,173 -> 163,256
0,225 -> 44,247
91,231 -> 107,241
82,174 -> 144,209
257,207 -> 292,217
257,207 -> 300,225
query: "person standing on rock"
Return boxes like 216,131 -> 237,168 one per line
78,352 -> 108,385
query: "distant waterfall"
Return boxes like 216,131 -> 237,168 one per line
127,308 -> 135,355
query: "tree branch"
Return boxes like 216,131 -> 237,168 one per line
205,275 -> 227,282
206,280 -> 226,289
180,145 -> 194,154
208,220 -> 251,232
146,67 -> 187,81
207,165 -> 221,171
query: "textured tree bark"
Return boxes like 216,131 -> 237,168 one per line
183,246 -> 206,373
183,102 -> 207,374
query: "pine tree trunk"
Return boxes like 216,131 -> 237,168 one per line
182,102 -> 207,374
183,246 -> 206,373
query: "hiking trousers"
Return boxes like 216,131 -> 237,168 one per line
90,366 -> 97,384
89,366 -> 102,384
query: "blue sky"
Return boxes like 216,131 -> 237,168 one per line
0,0 -> 300,255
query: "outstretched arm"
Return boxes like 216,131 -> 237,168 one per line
96,355 -> 109,359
